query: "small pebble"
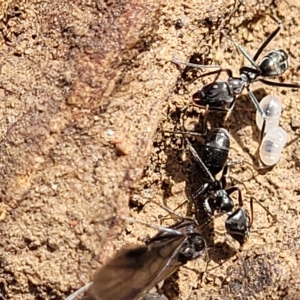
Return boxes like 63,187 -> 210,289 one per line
291,118 -> 300,130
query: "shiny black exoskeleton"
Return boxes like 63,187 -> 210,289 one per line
193,78 -> 236,111
256,49 -> 288,77
193,81 -> 234,110
186,17 -> 300,116
173,119 -> 230,177
225,201 -> 253,246
146,219 -> 206,264
201,128 -> 230,176
184,136 -> 252,246
83,219 -> 206,300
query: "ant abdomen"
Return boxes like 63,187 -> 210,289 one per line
259,127 -> 288,166
256,94 -> 282,133
201,128 -> 230,176
258,49 -> 289,77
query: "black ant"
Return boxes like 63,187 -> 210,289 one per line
165,112 -> 252,247
66,219 -> 206,300
184,134 -> 253,247
172,15 -> 300,122
164,121 -> 255,279
170,106 -> 231,177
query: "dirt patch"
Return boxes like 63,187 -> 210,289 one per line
0,0 -> 299,299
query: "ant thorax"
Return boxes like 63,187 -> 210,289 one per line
228,76 -> 248,94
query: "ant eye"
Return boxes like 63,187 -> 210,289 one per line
193,236 -> 206,251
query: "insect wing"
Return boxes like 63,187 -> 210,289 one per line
139,292 -> 168,300
85,236 -> 185,300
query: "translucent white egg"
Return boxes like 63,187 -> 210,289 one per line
256,95 -> 282,133
259,127 -> 288,166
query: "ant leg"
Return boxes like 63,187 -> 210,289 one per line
221,162 -> 252,191
222,14 -> 282,67
247,88 -> 266,118
171,58 -> 220,70
259,78 -> 300,89
191,183 -> 210,200
252,14 -> 282,62
142,291 -> 167,300
221,162 -> 275,220
168,219 -> 199,231
221,30 -> 259,70
250,196 -> 277,222
227,185 -> 276,222
184,137 -> 216,183
143,199 -> 192,222
158,200 -> 192,223
164,130 -> 205,138
198,215 -> 214,231
192,68 -> 233,86
172,59 -> 234,86
223,172 -> 277,223
201,254 -> 212,283
123,216 -> 184,236
258,117 -> 266,149
249,197 -> 254,229
220,164 -> 230,189
222,159 -> 255,187
150,283 -> 167,300
225,235 -> 248,278
227,170 -> 253,192
201,105 -> 209,134
221,14 -> 282,70
237,252 -> 249,279
220,0 -> 242,31
168,105 -> 209,135
225,186 -> 243,207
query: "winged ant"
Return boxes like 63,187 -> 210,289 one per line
66,218 -> 206,300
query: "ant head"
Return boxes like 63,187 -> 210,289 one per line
225,207 -> 251,246
191,233 -> 206,254
179,233 -> 206,263
214,189 -> 234,213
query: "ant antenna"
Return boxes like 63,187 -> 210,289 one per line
66,282 -> 93,300
250,196 -> 277,223
142,199 -> 195,223
120,216 -> 184,236
171,58 -> 220,70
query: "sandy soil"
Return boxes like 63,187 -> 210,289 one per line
0,0 -> 299,299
